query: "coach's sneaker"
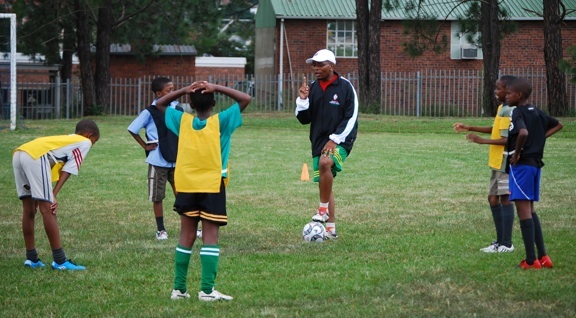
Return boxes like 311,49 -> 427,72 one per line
24,259 -> 46,269
497,244 -> 515,253
325,227 -> 338,240
170,289 -> 190,300
198,289 -> 233,301
518,259 -> 542,270
51,259 -> 86,271
480,242 -> 499,253
156,230 -> 168,240
539,255 -> 554,268
312,207 -> 329,223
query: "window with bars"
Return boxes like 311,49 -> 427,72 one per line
326,20 -> 358,58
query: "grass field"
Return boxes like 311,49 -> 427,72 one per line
0,114 -> 575,317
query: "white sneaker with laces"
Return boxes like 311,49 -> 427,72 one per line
198,289 -> 233,301
170,289 -> 190,300
156,230 -> 168,240
196,229 -> 202,238
480,242 -> 499,253
312,208 -> 329,223
325,228 -> 338,240
497,244 -> 515,253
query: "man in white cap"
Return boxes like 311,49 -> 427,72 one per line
295,49 -> 359,239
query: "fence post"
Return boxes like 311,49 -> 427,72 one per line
55,74 -> 61,119
416,71 -> 422,117
137,77 -> 142,113
66,78 -> 70,119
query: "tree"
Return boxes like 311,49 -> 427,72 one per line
560,45 -> 576,83
542,0 -> 570,116
386,0 -> 514,116
356,0 -> 382,114
11,0 -> 228,115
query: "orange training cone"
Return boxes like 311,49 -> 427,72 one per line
300,163 -> 310,181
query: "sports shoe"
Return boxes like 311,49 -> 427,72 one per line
539,255 -> 554,268
198,289 -> 233,301
312,207 -> 329,223
156,230 -> 168,240
324,228 -> 338,240
518,259 -> 542,270
497,244 -> 515,253
480,242 -> 499,253
170,289 -> 190,300
51,259 -> 86,271
24,259 -> 46,269
196,229 -> 202,238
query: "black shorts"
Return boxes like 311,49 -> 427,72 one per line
173,179 -> 227,226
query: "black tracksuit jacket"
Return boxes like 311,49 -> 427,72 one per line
296,72 -> 359,157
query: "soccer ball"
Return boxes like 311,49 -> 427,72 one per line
302,222 -> 326,243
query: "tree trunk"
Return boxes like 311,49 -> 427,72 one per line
367,0 -> 382,114
543,0 -> 567,116
480,0 -> 500,117
356,0 -> 370,113
356,0 -> 382,114
74,0 -> 96,115
60,18 -> 75,82
95,5 -> 113,113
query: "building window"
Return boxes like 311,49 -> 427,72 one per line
327,20 -> 358,58
450,22 -> 483,60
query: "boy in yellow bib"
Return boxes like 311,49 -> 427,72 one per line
155,81 -> 251,301
12,119 -> 99,270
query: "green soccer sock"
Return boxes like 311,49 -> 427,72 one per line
200,245 -> 220,294
174,244 -> 192,293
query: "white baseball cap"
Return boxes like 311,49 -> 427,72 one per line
306,49 -> 336,65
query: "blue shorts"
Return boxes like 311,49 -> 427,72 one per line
509,164 -> 541,201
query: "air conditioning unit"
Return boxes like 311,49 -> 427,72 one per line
461,46 -> 479,59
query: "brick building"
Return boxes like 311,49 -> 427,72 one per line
254,0 -> 576,76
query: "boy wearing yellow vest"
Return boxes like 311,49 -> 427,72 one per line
12,119 -> 100,270
155,81 -> 251,301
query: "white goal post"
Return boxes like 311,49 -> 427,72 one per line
1,13 -> 16,131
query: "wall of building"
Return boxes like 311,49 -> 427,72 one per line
108,55 -> 196,78
276,19 -> 576,75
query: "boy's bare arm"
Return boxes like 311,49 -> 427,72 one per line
453,123 -> 492,134
156,85 -> 194,113
129,131 -> 157,152
466,134 -> 507,145
510,128 -> 528,165
193,82 -> 252,112
545,121 -> 563,138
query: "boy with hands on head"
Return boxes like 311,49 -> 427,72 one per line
154,81 -> 251,301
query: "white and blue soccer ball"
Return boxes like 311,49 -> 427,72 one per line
302,221 -> 326,243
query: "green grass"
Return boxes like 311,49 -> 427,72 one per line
1,114 -> 575,317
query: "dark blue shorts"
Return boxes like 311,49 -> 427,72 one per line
509,164 -> 541,201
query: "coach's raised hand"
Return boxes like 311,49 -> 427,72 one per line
299,76 -> 310,100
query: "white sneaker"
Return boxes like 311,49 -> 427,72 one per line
196,229 -> 202,238
497,244 -> 515,253
156,230 -> 168,240
312,208 -> 329,223
198,289 -> 233,301
325,228 -> 338,240
480,242 -> 498,253
170,289 -> 190,300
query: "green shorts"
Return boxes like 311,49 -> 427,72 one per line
312,145 -> 348,182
